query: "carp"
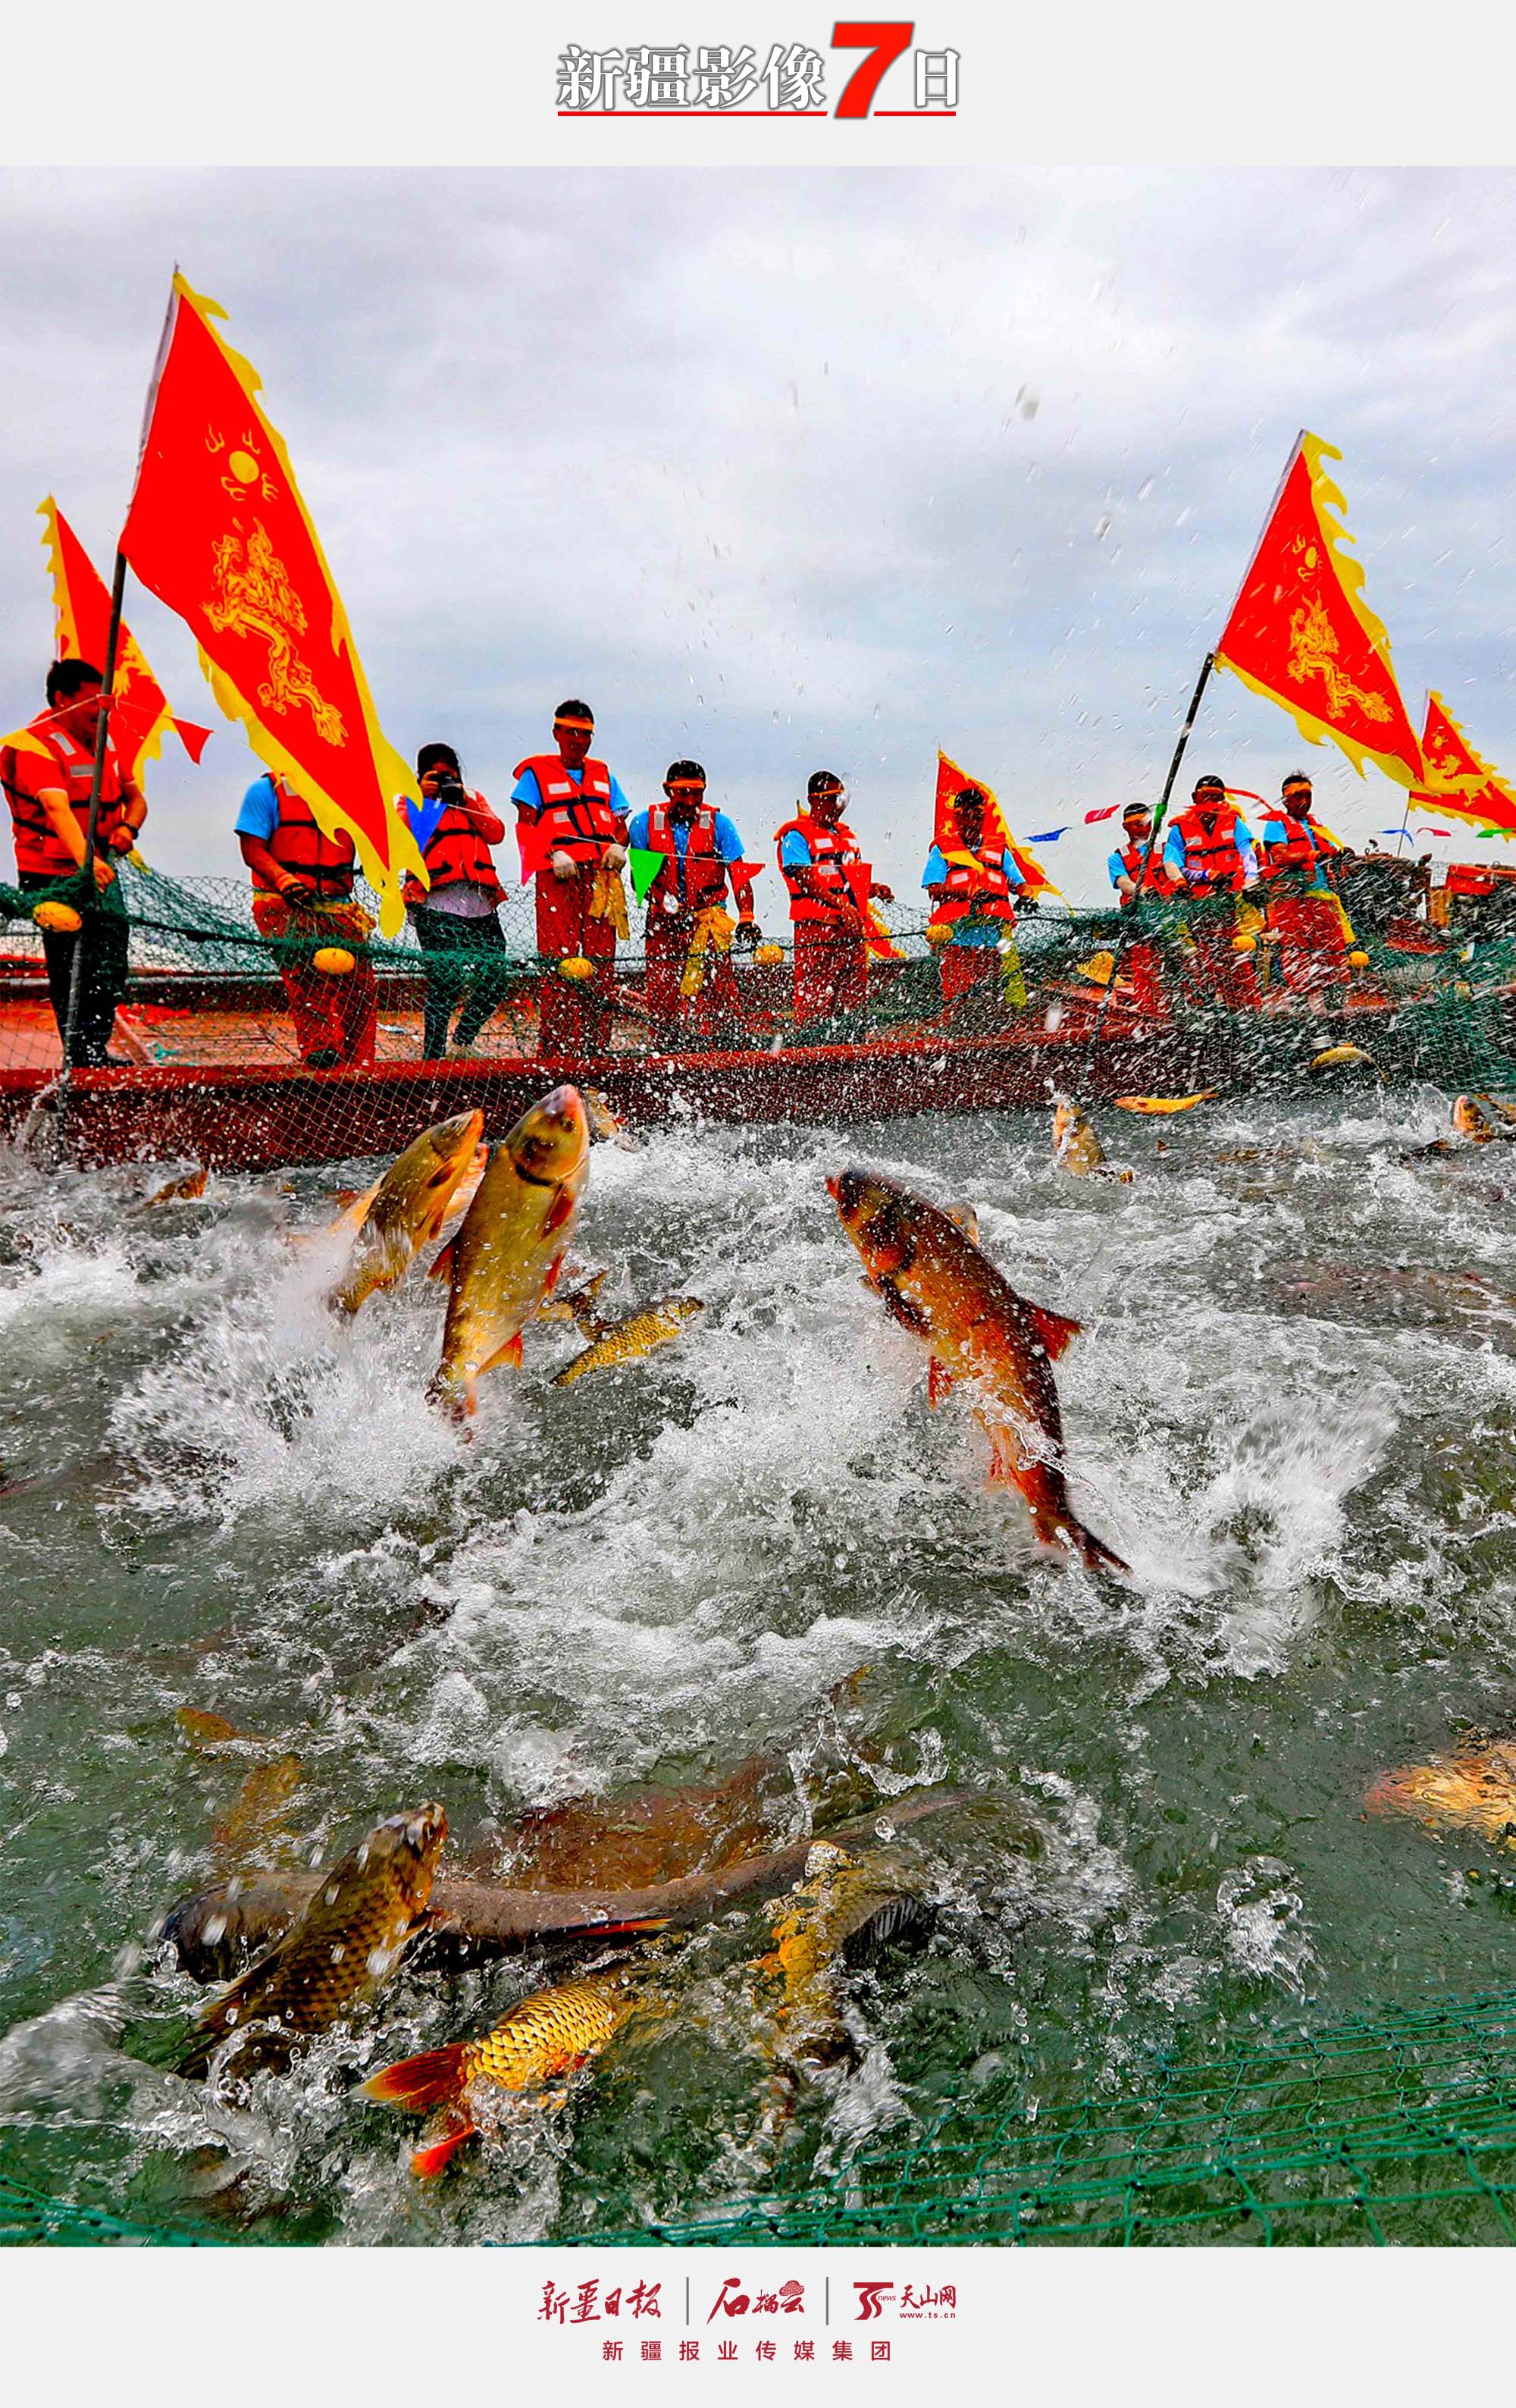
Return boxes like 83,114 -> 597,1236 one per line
1110,1090 -> 1218,1115
429,1086 -> 590,1417
327,1110 -> 485,1315
551,1296 -> 704,1387
177,1804 -> 446,2081
584,1089 -> 641,1150
827,1168 -> 1126,1573
1051,1096 -> 1132,1182
535,1268 -> 609,1331
763,1843 -> 933,2033
1365,1742 -> 1516,1848
1310,1043 -> 1383,1077
365,1966 -> 643,2177
1454,1094 -> 1501,1143
143,1165 -> 208,1206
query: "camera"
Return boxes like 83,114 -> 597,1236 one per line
434,776 -> 465,807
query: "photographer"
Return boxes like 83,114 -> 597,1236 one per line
402,743 -> 512,1061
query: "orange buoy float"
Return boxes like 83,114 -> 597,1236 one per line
558,955 -> 595,983
753,942 -> 785,967
312,946 -> 356,977
33,900 -> 82,933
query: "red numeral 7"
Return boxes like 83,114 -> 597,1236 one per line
832,20 -> 913,118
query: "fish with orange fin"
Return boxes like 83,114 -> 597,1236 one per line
428,1086 -> 590,1417
365,1965 -> 647,2177
475,1754 -> 790,1891
827,1168 -> 1126,1573
1365,1740 -> 1516,1848
1051,1096 -> 1132,1182
1110,1090 -> 1218,1115
142,1165 -> 208,1207
327,1109 -> 485,1315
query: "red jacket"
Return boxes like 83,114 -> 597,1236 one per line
2,713 -> 133,876
515,754 -> 624,867
404,789 -> 505,908
775,812 -> 865,925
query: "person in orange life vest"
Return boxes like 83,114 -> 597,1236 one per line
922,785 -> 1023,1006
1257,770 -> 1349,1002
511,701 -> 631,1058
775,771 -> 893,1028
1161,773 -> 1261,1009
400,742 -> 512,1061
236,770 -> 377,1070
0,657 -> 144,1067
627,761 -> 758,1036
1106,803 -> 1178,1016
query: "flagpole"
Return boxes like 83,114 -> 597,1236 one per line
60,549 -> 127,1071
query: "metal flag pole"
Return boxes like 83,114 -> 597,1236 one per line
59,549 -> 128,1074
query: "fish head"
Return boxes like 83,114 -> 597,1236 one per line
827,1168 -> 920,1276
583,1089 -> 624,1143
1454,1095 -> 1496,1142
372,1110 -> 486,1244
508,1085 -> 590,1185
352,1802 -> 449,1916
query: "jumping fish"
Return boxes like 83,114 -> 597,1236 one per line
1110,1091 -> 1218,1115
827,1168 -> 1126,1572
429,1086 -> 590,1416
143,1165 -> 208,1206
327,1110 -> 485,1315
1310,1043 -> 1383,1077
1051,1096 -> 1132,1181
552,1296 -> 704,1387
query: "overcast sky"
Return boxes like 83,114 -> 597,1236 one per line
2,166 -> 1514,906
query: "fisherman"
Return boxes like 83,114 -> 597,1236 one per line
922,783 -> 1023,1007
1106,802 -> 1178,1016
775,772 -> 893,1028
400,743 -> 512,1061
1256,771 -> 1350,1002
0,658 -> 145,1067
1162,775 -> 1260,1008
236,767 -> 377,1069
512,701 -> 631,1058
625,760 -> 758,1038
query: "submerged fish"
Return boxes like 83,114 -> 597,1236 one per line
177,1804 -> 446,2080
143,1165 -> 208,1206
827,1168 -> 1126,1572
327,1110 -> 485,1315
210,1754 -> 304,1881
1365,1742 -> 1516,1848
1310,1043 -> 1383,1077
1110,1090 -> 1218,1115
476,1754 -> 786,1891
764,1843 -> 932,2023
429,1086 -> 590,1416
365,1966 -> 644,2177
552,1296 -> 704,1387
584,1089 -> 641,1150
1051,1096 -> 1132,1182
1454,1094 -> 1501,1143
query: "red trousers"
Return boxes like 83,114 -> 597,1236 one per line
791,921 -> 866,1026
534,871 -> 617,1057
252,892 -> 376,1067
1120,937 -> 1165,1016
940,941 -> 1001,1004
1267,894 -> 1348,996
644,914 -> 744,1037
1187,923 -> 1261,1011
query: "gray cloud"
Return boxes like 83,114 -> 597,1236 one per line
2,166 -> 1513,901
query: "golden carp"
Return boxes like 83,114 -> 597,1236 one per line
1111,1090 -> 1218,1115
1365,1741 -> 1516,1846
1051,1096 -> 1132,1182
1310,1043 -> 1382,1077
552,1296 -> 704,1387
365,1966 -> 641,2177
143,1165 -> 208,1206
827,1168 -> 1126,1572
179,1804 -> 446,2080
584,1089 -> 641,1150
535,1268 -> 609,1329
763,1843 -> 932,2026
1453,1094 -> 1499,1143
327,1110 -> 485,1315
428,1086 -> 590,1417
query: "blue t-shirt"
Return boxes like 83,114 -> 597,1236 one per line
1163,816 -> 1257,883
235,772 -> 282,842
511,762 -> 632,822
922,842 -> 1023,945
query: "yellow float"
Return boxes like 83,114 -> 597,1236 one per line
312,946 -> 356,976
558,955 -> 595,983
925,923 -> 954,949
1347,948 -> 1370,969
32,900 -> 82,933
753,942 -> 785,967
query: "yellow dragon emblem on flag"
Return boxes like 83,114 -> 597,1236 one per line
1286,591 -> 1392,723
205,521 -> 346,746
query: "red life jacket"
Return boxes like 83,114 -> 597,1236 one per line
1115,842 -> 1179,910
1260,811 -> 1327,877
1173,804 -> 1248,895
261,776 -> 357,898
644,802 -> 730,916
775,812 -> 864,924
515,754 -> 622,866
932,840 -> 1016,925
2,715 -> 132,876
403,789 -> 504,909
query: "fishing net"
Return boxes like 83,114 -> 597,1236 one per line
1,855 -> 1513,1170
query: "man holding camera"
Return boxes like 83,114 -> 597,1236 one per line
512,700 -> 631,1057
626,760 -> 759,1039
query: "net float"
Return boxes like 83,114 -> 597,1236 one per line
558,955 -> 595,983
33,900 -> 81,933
753,942 -> 785,967
312,945 -> 356,976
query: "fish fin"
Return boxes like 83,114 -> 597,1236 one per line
878,1280 -> 931,1337
1024,1303 -> 1082,1360
984,1425 -> 1018,1485
363,2043 -> 466,2112
926,1358 -> 954,1409
547,1915 -> 671,1942
544,1188 -> 577,1235
475,1332 -> 525,1374
542,1252 -> 565,1300
1067,1520 -> 1129,1576
428,1239 -> 457,1282
411,2105 -> 478,2180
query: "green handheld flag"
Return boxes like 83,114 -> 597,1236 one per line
630,847 -> 666,905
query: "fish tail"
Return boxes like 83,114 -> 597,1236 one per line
1067,1519 -> 1129,1576
363,2042 -> 466,2112
411,2105 -> 478,2180
548,1914 -> 671,1943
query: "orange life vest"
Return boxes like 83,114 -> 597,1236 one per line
2,716 -> 132,877
1115,842 -> 1179,909
261,776 -> 356,898
515,754 -> 622,866
775,812 -> 864,924
643,803 -> 731,916
1260,812 -> 1330,877
1173,804 -> 1248,895
403,789 -> 504,909
932,841 -> 1016,924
